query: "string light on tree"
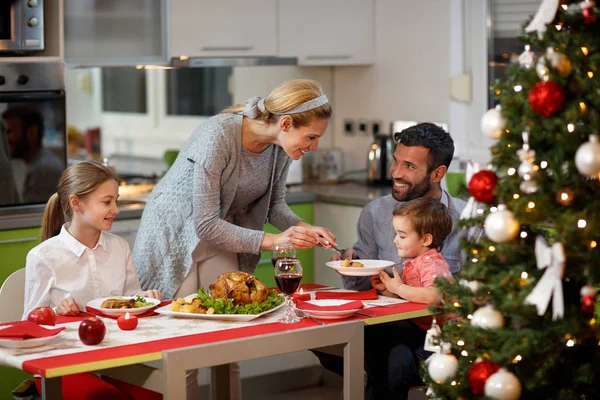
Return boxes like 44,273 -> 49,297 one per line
556,188 -> 575,206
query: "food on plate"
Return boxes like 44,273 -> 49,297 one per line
27,306 -> 57,326
171,297 -> 215,314
340,259 -> 364,268
209,271 -> 268,305
100,297 -> 135,309
100,296 -> 152,309
78,317 -> 106,345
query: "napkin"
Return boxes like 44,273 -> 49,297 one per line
86,300 -> 170,319
0,321 -> 64,340
315,288 -> 378,300
296,300 -> 364,311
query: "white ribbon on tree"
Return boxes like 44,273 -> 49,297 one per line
525,0 -> 560,38
524,236 -> 565,320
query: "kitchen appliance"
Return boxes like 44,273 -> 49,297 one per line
0,0 -> 44,53
0,62 -> 66,209
367,121 -> 394,186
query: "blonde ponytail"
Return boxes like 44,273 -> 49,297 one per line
41,193 -> 64,242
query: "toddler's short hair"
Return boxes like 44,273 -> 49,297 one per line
392,197 -> 453,250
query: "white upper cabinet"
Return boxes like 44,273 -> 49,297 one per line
278,0 -> 374,66
169,0 -> 278,58
64,0 -> 168,66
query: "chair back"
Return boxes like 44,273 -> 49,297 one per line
0,268 -> 26,323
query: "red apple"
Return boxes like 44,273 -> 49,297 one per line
27,307 -> 57,326
78,317 -> 106,345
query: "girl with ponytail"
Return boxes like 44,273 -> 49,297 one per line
23,161 -> 162,319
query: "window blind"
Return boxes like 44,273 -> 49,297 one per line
491,0 -> 543,38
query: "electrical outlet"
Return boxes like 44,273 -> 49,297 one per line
343,119 -> 354,135
358,119 -> 369,136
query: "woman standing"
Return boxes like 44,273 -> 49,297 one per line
134,79 -> 336,299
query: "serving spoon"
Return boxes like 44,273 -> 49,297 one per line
315,236 -> 346,259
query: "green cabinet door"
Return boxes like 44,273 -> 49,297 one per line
254,203 -> 314,287
0,228 -> 40,399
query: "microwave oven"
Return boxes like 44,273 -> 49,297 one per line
0,0 -> 44,53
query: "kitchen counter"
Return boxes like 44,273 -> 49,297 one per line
0,182 -> 388,231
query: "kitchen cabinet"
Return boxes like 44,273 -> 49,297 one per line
278,0 -> 374,66
0,228 -> 40,289
255,203 -> 314,288
313,202 -> 362,287
169,0 -> 277,59
63,0 -> 168,66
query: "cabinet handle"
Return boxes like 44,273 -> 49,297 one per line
110,228 -> 139,234
0,237 -> 38,244
201,46 -> 254,52
305,55 -> 352,61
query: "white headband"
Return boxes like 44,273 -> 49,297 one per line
242,94 -> 328,119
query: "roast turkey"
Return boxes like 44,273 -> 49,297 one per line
209,272 -> 268,305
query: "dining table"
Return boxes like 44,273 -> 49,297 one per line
0,284 -> 432,400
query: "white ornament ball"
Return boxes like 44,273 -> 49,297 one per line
484,205 -> 520,243
575,135 -> 600,177
481,107 -> 507,139
471,305 -> 505,329
519,179 -> 538,194
427,353 -> 459,384
459,279 -> 483,293
484,368 -> 522,400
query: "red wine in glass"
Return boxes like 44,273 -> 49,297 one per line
275,273 -> 303,296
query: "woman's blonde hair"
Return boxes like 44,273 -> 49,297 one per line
41,161 -> 119,242
222,79 -> 332,127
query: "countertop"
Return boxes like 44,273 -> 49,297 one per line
0,182 -> 388,231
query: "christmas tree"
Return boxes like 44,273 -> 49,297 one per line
423,1 -> 600,399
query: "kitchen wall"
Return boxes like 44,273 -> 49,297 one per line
66,0 -> 491,171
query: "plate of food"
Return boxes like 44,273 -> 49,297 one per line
86,296 -> 161,317
325,259 -> 396,276
155,271 -> 286,321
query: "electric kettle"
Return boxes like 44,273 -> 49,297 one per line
367,122 -> 395,185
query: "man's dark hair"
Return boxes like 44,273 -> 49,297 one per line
2,107 -> 45,146
393,123 -> 454,172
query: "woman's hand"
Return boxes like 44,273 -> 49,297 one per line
137,290 -> 163,300
56,297 -> 83,316
379,267 -> 405,295
297,221 -> 337,248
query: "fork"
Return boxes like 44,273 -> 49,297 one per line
315,236 -> 346,259
294,308 -> 326,325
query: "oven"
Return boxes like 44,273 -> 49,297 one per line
0,62 -> 66,208
0,0 -> 44,53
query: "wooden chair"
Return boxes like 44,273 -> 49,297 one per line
0,268 -> 25,323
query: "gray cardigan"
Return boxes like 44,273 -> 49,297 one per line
133,114 -> 301,298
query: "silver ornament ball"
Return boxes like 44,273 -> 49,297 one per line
471,304 -> 505,329
484,205 -> 520,243
575,135 -> 600,177
481,107 -> 506,139
484,368 -> 522,400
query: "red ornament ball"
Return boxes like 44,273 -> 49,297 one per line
468,170 -> 498,203
582,295 -> 595,314
468,360 -> 500,395
582,4 -> 596,25
528,81 -> 565,117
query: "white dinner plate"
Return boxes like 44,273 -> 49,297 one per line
0,326 -> 63,349
154,295 -> 286,322
325,259 -> 395,276
86,296 -> 161,317
298,299 -> 362,320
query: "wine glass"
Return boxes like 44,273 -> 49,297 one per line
271,243 -> 296,267
274,258 -> 303,324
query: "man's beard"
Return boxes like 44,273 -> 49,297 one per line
392,175 -> 431,202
